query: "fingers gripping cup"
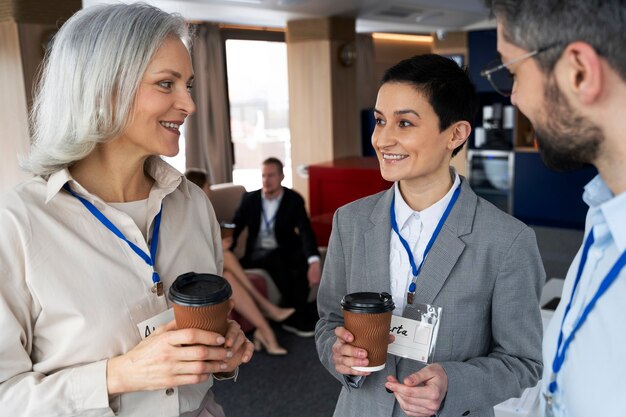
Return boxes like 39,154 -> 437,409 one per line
168,272 -> 233,336
219,222 -> 236,239
341,292 -> 395,372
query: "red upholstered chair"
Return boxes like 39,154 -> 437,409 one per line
228,272 -> 268,333
227,268 -> 282,333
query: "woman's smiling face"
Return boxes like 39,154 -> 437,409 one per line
372,82 -> 455,188
116,36 -> 196,159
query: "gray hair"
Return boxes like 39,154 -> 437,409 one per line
24,3 -> 190,176
486,0 -> 626,79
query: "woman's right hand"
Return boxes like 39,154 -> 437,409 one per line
331,326 -> 372,377
106,320 -> 240,395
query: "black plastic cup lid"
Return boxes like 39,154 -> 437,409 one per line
168,272 -> 232,307
341,292 -> 395,313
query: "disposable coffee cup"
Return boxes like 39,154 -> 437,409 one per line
168,272 -> 232,336
220,222 -> 236,239
341,292 -> 395,372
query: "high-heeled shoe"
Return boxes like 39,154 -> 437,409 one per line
253,330 -> 288,356
265,306 -> 295,323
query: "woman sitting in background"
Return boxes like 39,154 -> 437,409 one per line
186,169 -> 294,355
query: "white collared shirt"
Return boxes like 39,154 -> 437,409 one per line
390,172 -> 460,315
109,198 -> 149,239
0,157 -> 224,416
256,190 -> 284,250
541,175 -> 626,417
254,189 -> 320,265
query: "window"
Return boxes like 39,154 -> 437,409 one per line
225,39 -> 292,191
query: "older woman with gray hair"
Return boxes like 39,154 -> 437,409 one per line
0,3 -> 253,416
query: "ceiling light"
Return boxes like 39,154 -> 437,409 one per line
371,33 -> 433,43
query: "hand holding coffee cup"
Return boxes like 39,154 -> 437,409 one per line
219,222 -> 236,239
168,272 -> 233,336
341,292 -> 395,372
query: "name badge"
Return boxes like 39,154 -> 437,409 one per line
137,308 -> 175,340
388,303 -> 442,364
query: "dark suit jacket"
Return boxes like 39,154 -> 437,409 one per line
231,187 -> 320,261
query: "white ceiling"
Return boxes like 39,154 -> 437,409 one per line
82,0 -> 496,33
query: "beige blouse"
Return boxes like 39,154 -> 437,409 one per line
0,157 -> 224,416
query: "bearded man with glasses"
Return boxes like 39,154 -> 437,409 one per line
486,1 -> 626,416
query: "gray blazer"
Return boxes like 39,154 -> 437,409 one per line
315,178 -> 545,417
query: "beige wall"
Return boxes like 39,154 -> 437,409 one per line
18,23 -> 55,109
0,21 -> 31,192
373,38 -> 432,88
287,39 -> 334,198
0,0 -> 79,193
286,17 -> 360,202
431,31 -> 467,63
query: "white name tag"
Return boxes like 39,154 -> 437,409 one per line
388,315 -> 436,363
137,308 -> 175,340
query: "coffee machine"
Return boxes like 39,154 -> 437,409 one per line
474,103 -> 514,150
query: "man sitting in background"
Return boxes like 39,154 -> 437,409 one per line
231,157 -> 321,337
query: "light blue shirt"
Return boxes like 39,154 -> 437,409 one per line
541,175 -> 626,416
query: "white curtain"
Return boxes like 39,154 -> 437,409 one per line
185,24 -> 233,184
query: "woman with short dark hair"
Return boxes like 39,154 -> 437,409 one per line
316,54 -> 545,417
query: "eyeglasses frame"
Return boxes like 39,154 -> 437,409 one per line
480,43 -> 561,96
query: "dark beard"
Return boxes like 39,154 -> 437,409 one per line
534,77 -> 602,172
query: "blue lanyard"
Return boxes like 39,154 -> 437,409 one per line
390,184 -> 461,303
63,183 -> 164,295
548,228 -> 626,395
261,205 -> 277,234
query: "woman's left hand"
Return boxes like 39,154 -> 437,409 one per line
384,363 -> 448,417
216,319 -> 255,374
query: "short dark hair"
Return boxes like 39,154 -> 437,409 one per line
381,54 -> 478,157
486,0 -> 626,79
262,157 -> 284,174
185,169 -> 208,189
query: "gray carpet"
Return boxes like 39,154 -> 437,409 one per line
212,226 -> 583,416
531,225 -> 584,280
212,325 -> 341,417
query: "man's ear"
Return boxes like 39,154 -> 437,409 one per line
447,121 -> 471,152
560,41 -> 603,104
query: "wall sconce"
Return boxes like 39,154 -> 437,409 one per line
338,42 -> 357,67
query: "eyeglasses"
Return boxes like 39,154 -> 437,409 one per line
480,44 -> 560,96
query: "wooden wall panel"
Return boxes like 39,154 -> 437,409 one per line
373,38 -> 432,86
286,17 -> 359,205
6,0 -> 80,24
0,0 -> 13,23
432,31 -> 467,61
287,39 -> 334,200
18,23 -> 55,109
329,38 -> 359,160
0,21 -> 31,192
